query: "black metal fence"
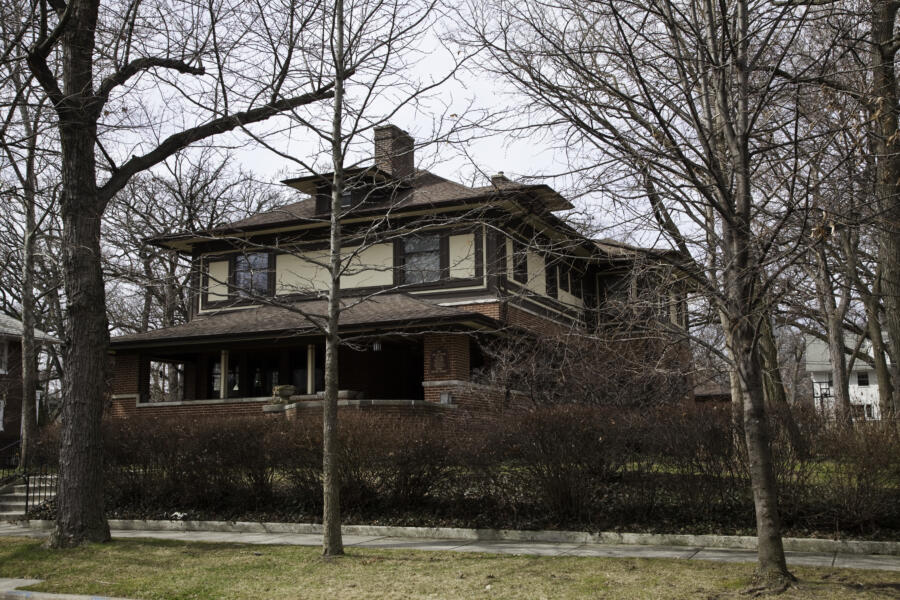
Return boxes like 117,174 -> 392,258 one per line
0,439 -> 20,485
24,463 -> 58,514
0,439 -> 58,516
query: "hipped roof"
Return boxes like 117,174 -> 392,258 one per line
110,293 -> 497,349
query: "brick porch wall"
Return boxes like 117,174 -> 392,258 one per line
110,352 -> 141,396
422,333 -> 469,384
107,395 -> 268,420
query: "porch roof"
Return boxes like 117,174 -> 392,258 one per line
110,293 -> 497,349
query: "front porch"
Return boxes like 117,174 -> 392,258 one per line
109,332 -> 487,419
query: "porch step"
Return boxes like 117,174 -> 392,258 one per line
0,476 -> 56,522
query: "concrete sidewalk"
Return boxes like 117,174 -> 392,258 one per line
2,522 -> 899,572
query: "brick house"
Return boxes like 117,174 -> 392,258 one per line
0,315 -> 60,446
109,125 -> 686,419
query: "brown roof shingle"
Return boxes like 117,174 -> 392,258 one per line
110,293 -> 496,348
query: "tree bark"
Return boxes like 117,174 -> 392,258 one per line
18,100 -> 39,470
759,318 -> 805,456
734,322 -> 792,584
41,0 -> 111,547
813,241 -> 852,425
50,128 -> 112,546
321,0 -> 345,556
871,0 -> 900,409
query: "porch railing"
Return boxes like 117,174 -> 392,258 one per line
0,439 -> 58,515
0,439 -> 20,485
24,462 -> 58,514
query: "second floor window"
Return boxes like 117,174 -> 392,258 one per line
234,252 -> 270,297
402,235 -> 441,284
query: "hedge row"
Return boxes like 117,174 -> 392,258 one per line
33,406 -> 900,537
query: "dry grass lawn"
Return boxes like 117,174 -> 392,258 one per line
0,537 -> 898,599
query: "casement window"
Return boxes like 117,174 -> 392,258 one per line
571,272 -> 583,299
512,240 -> 528,284
401,234 -> 443,284
0,340 -> 7,375
545,260 -> 558,299
560,263 -> 571,293
857,372 -> 869,387
233,252 -> 272,298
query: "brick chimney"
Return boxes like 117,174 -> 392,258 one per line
374,125 -> 415,180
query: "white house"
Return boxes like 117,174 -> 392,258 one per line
804,333 -> 890,420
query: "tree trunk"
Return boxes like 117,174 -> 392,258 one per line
862,289 -> 894,418
321,0 -> 345,556
18,108 -> 39,470
814,242 -> 852,425
759,318 -> 805,456
49,0 -> 111,547
734,322 -> 792,585
871,0 -> 900,410
51,159 -> 112,547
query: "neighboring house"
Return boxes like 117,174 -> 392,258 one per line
805,333 -> 890,420
0,315 -> 60,446
109,125 -> 686,419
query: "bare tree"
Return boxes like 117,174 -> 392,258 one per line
0,2 -> 60,466
7,0 -> 338,547
465,0 -> 837,584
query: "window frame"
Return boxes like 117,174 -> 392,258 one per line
857,372 -> 870,387
231,251 -> 275,299
396,233 -> 447,285
0,339 -> 7,375
545,258 -> 558,299
201,251 -> 275,309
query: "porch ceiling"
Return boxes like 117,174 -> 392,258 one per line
110,293 -> 497,349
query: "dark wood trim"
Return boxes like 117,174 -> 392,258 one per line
439,235 -> 450,280
110,312 -> 500,351
474,226 -> 484,279
512,238 -> 528,284
499,278 -> 585,322
545,257 -> 558,299
392,239 -> 404,286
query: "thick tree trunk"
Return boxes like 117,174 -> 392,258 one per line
51,150 -> 112,547
49,0 -> 111,547
871,0 -> 900,411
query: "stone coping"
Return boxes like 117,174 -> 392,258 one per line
262,399 -> 456,412
119,395 -> 272,408
19,520 -> 900,556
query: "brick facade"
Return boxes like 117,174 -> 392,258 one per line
422,333 -> 470,383
110,352 -> 141,396
0,341 -> 23,446
107,395 -> 268,419
505,304 -> 569,336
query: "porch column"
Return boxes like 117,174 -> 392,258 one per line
306,344 -> 316,394
422,333 -> 470,403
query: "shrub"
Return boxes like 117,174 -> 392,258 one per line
29,404 -> 900,539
